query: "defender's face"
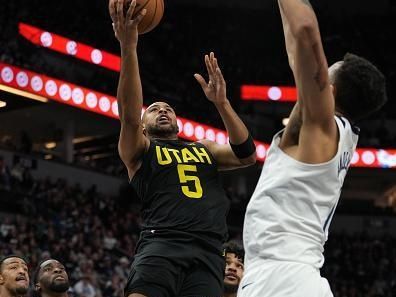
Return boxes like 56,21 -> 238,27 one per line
0,257 -> 29,295
142,102 -> 179,137
36,260 -> 70,293
224,253 -> 244,287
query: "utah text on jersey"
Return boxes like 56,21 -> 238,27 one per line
155,145 -> 212,165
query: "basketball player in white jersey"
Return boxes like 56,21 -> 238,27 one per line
239,0 -> 387,296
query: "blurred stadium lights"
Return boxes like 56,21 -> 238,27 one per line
19,22 -> 304,104
45,142 -> 57,149
1,63 -> 395,169
19,23 -> 121,72
241,85 -> 297,102
0,61 -> 269,162
282,118 -> 290,126
72,136 -> 103,144
0,84 -> 48,103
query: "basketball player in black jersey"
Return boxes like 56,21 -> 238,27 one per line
33,259 -> 70,297
0,255 -> 29,297
109,1 -> 256,297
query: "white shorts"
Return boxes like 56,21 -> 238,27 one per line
237,259 -> 333,297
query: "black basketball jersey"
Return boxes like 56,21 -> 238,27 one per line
131,139 -> 230,244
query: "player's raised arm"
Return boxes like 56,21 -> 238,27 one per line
278,0 -> 338,163
109,0 -> 149,178
194,52 -> 256,170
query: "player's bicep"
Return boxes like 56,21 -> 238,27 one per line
293,27 -> 334,128
118,122 -> 149,172
293,35 -> 338,162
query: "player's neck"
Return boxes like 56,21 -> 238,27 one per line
334,107 -> 350,122
41,291 -> 69,297
149,135 -> 179,141
223,293 -> 237,297
0,290 -> 23,297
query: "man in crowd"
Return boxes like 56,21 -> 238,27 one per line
223,241 -> 244,297
33,259 -> 70,297
0,255 -> 29,297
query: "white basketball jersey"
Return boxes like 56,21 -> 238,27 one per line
243,116 -> 359,269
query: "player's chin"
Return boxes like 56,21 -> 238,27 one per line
224,279 -> 238,286
157,124 -> 172,132
14,283 -> 29,294
157,124 -> 177,132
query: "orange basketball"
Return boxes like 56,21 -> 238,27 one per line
125,0 -> 164,34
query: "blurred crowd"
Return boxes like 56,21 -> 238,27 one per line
0,135 -> 126,178
323,232 -> 396,297
1,155 -> 140,297
1,155 -> 396,296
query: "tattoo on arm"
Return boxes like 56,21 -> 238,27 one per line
312,43 -> 327,91
314,69 -> 327,91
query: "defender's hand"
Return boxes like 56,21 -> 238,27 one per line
109,0 -> 147,49
194,52 -> 228,105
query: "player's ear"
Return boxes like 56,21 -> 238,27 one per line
35,281 -> 41,291
330,84 -> 335,96
0,273 -> 4,285
142,124 -> 147,136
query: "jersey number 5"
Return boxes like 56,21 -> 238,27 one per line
177,164 -> 203,199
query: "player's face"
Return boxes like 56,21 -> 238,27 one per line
142,102 -> 179,138
36,260 -> 69,294
0,257 -> 29,295
224,253 -> 244,288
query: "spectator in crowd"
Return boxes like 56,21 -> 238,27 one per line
0,155 -> 11,190
73,275 -> 97,297
33,259 -> 70,297
1,148 -> 396,296
223,241 -> 245,297
0,255 -> 29,297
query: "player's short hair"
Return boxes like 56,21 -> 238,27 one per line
33,259 -> 59,285
33,260 -> 45,285
333,53 -> 387,122
223,241 -> 245,263
0,255 -> 28,272
32,263 -> 43,297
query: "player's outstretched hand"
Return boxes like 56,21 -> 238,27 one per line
109,0 -> 146,49
194,52 -> 228,105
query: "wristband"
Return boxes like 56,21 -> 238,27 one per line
230,134 -> 256,159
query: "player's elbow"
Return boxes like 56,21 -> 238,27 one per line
292,19 -> 316,44
118,144 -> 133,168
239,153 -> 257,166
118,140 -> 144,169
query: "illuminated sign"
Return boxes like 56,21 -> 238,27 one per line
241,85 -> 297,102
1,63 -> 395,168
19,23 -> 120,72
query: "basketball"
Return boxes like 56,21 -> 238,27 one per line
125,0 -> 164,34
